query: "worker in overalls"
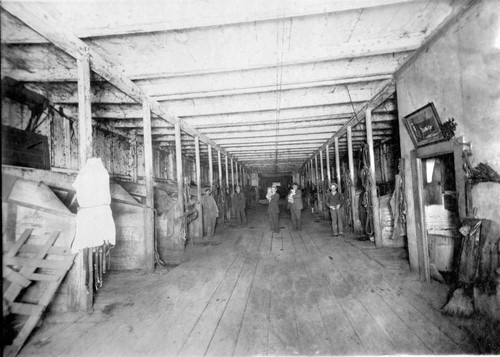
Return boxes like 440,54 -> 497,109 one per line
202,188 -> 219,240
232,185 -> 247,226
325,183 -> 343,236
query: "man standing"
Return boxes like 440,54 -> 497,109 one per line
325,183 -> 343,236
232,185 -> 247,226
202,188 -> 219,240
268,186 -> 280,233
288,182 -> 303,231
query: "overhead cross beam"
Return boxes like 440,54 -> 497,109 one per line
1,2 -> 230,158
1,0 -> 417,42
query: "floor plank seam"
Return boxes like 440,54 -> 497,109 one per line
203,257 -> 249,357
231,256 -> 262,357
177,254 -> 240,354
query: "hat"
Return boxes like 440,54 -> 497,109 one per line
330,183 -> 338,188
292,182 -> 299,187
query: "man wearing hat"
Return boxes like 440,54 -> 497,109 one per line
232,185 -> 247,226
325,182 -> 343,236
201,187 -> 219,240
288,182 -> 303,231
268,185 -> 280,233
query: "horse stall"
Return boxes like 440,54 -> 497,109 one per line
2,173 -> 78,355
118,180 -> 202,265
2,166 -> 153,310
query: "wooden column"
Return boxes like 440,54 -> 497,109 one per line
235,161 -> 239,186
195,136 -> 201,202
225,154 -> 229,188
130,130 -> 138,182
314,156 -> 319,188
208,144 -> 213,189
307,159 -> 313,187
142,100 -> 155,273
366,108 -> 382,246
217,150 -> 222,188
175,123 -> 184,214
231,158 -> 235,191
347,126 -> 356,231
326,144 -> 331,185
77,51 -> 94,312
335,137 -> 341,192
77,51 -> 92,167
320,150 -> 324,183
309,159 -> 314,187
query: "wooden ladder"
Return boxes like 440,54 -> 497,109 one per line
2,229 -> 76,357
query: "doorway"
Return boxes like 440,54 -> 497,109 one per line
410,137 -> 470,281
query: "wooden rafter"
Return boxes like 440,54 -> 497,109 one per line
0,2 -> 231,158
1,0 -> 418,43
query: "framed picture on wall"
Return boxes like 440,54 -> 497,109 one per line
403,102 -> 445,148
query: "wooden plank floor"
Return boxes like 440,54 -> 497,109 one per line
19,201 -> 495,356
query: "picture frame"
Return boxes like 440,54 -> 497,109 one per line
403,102 -> 445,148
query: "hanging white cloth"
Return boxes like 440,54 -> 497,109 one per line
71,158 -> 116,253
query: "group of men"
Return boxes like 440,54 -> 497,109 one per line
267,182 -> 343,236
202,181 -> 344,240
201,185 -> 247,240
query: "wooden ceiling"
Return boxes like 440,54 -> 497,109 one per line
1,0 -> 467,174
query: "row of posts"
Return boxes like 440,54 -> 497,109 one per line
77,53 -> 250,274
300,109 -> 382,247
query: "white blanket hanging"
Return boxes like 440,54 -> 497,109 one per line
71,157 -> 116,253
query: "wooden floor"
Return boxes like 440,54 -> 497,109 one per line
19,202 -> 491,356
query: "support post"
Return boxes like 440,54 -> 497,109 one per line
130,129 -> 138,182
335,137 -> 341,192
77,51 -> 92,167
77,50 -> 94,312
314,155 -> 319,189
142,100 -> 155,273
231,158 -> 235,192
320,150 -> 324,183
326,144 -> 331,185
192,136 -> 203,241
225,154 -> 229,188
366,108 -> 382,246
195,136 -> 201,202
347,126 -> 356,232
175,123 -> 184,214
310,159 -> 314,188
218,150 -> 222,188
235,161 -> 239,186
208,144 -> 213,189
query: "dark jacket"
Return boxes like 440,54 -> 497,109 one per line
325,191 -> 342,208
232,192 -> 246,211
288,189 -> 303,210
268,193 -> 280,213
202,194 -> 219,218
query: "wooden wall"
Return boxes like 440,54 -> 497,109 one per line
1,97 -> 176,182
396,1 -> 500,272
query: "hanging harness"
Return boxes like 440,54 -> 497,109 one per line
360,143 -> 374,236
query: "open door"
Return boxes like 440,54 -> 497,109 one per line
410,137 -> 471,281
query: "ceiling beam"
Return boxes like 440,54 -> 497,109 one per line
23,73 -> 392,104
62,100 -> 369,121
0,0 -> 418,43
53,82 -> 379,117
0,2 -> 233,157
